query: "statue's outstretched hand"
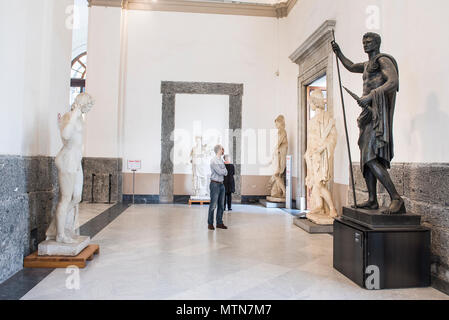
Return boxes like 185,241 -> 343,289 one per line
331,41 -> 341,55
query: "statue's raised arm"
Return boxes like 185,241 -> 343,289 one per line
331,40 -> 364,74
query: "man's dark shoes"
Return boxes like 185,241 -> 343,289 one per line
216,224 -> 228,229
208,224 -> 215,230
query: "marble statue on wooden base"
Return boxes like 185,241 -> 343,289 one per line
40,93 -> 94,256
267,115 -> 288,203
190,136 -> 213,200
304,90 -> 338,225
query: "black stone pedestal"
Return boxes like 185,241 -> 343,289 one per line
333,207 -> 431,289
342,206 -> 421,229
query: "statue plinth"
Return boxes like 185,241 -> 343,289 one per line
266,196 -> 286,203
306,212 -> 334,225
259,198 -> 285,208
341,206 -> 421,229
190,195 -> 210,201
38,236 -> 90,256
294,218 -> 333,234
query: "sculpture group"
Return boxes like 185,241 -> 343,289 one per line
39,31 -> 405,257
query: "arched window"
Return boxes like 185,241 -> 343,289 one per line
70,52 -> 87,105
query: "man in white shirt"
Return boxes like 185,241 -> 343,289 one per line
208,144 -> 228,230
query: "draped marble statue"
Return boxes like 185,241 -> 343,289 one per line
267,115 -> 288,202
40,93 -> 94,256
304,90 -> 338,225
190,136 -> 213,199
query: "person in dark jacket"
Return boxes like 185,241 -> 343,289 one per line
223,155 -> 235,211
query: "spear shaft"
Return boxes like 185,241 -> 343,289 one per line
332,29 -> 357,208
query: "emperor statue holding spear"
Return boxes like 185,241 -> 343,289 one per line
332,32 -> 405,214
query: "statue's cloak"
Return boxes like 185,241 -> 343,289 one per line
357,53 -> 399,174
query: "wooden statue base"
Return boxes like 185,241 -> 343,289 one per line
24,244 -> 100,269
189,199 -> 210,207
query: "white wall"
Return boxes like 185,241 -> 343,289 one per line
72,0 -> 89,59
85,0 -> 449,186
0,0 -> 73,156
86,8 -> 298,176
173,94 -> 229,174
280,0 -> 449,185
85,6 -> 122,158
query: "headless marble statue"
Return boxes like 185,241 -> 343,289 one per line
304,90 -> 338,225
44,93 -> 94,250
267,115 -> 288,202
190,136 -> 213,199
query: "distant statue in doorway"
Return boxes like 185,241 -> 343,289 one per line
190,136 -> 213,199
45,93 -> 95,244
304,89 -> 338,225
267,115 -> 288,202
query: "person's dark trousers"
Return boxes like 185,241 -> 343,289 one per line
225,192 -> 232,210
208,182 -> 225,225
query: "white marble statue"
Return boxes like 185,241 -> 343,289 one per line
190,136 -> 213,199
41,93 -> 94,255
304,89 -> 338,225
267,115 -> 288,202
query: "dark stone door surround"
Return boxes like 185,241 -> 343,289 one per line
159,81 -> 243,203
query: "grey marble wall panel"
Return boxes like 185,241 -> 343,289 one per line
0,156 -> 58,284
403,163 -> 449,206
160,93 -> 175,175
82,157 -> 123,203
0,155 -> 122,284
159,173 -> 174,203
349,162 -> 449,294
0,196 -> 29,284
161,81 -> 243,96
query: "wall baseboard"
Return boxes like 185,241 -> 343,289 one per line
431,275 -> 449,296
123,194 -> 160,204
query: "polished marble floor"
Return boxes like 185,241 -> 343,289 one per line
78,202 -> 116,226
22,204 -> 448,300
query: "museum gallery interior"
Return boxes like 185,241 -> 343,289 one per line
0,0 -> 449,301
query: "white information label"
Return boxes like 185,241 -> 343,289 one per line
127,160 -> 142,171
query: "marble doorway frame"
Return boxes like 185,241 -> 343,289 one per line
289,20 -> 336,208
159,81 -> 243,203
